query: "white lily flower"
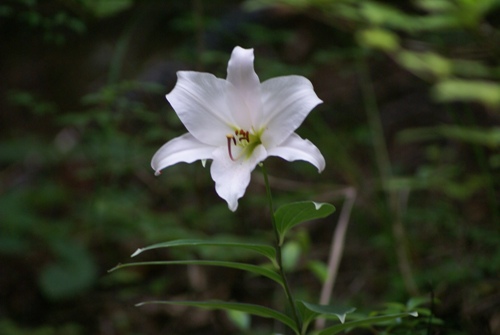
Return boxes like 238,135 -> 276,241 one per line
152,46 -> 325,211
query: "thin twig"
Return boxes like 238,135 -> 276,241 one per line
315,187 -> 356,330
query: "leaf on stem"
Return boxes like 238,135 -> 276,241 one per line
136,300 -> 299,334
108,260 -> 284,286
297,300 -> 355,333
131,239 -> 276,266
274,201 -> 335,245
315,311 -> 418,335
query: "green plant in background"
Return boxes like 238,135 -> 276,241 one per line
0,319 -> 83,335
246,0 -> 500,292
0,0 -> 85,44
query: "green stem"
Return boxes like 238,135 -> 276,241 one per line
261,164 -> 302,334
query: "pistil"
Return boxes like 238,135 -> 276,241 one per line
226,134 -> 236,161
226,129 -> 251,161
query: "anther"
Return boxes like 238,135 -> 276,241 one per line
235,129 -> 249,143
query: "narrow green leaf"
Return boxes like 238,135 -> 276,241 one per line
316,312 -> 418,335
301,301 -> 356,324
398,125 -> 500,148
297,300 -> 355,332
131,239 -> 276,265
274,201 -> 335,245
357,28 -> 400,52
297,301 -> 320,334
109,260 -> 283,286
136,300 -> 299,334
397,50 -> 452,79
434,79 -> 500,106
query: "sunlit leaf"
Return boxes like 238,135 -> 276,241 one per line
274,201 -> 335,245
360,2 -> 411,28
281,241 -> 302,272
434,79 -> 500,106
227,309 -> 251,330
450,60 -> 494,78
397,51 -> 452,79
136,300 -> 298,334
416,0 -> 456,12
357,28 -> 400,52
307,260 -> 328,283
398,125 -> 500,148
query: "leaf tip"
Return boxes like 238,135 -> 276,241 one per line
409,311 -> 418,317
107,263 -> 121,273
131,248 -> 143,257
312,201 -> 324,210
338,308 -> 357,323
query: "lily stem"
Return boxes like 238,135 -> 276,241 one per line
261,164 -> 302,334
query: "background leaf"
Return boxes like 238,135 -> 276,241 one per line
39,242 -> 97,300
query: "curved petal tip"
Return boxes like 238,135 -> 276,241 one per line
267,133 -> 325,173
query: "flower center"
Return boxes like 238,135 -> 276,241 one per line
226,129 -> 257,161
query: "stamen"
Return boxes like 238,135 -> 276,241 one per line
226,129 -> 252,161
241,130 -> 250,142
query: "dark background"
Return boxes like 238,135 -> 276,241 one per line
1,0 -> 499,334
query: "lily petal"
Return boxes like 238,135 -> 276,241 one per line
260,75 -> 322,148
226,46 -> 262,129
210,144 -> 268,211
167,72 -> 235,146
151,133 -> 215,175
154,46 -> 326,212
267,133 -> 325,172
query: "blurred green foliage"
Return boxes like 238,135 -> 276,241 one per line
1,0 -> 499,334
0,319 -> 83,335
1,0 -> 85,44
